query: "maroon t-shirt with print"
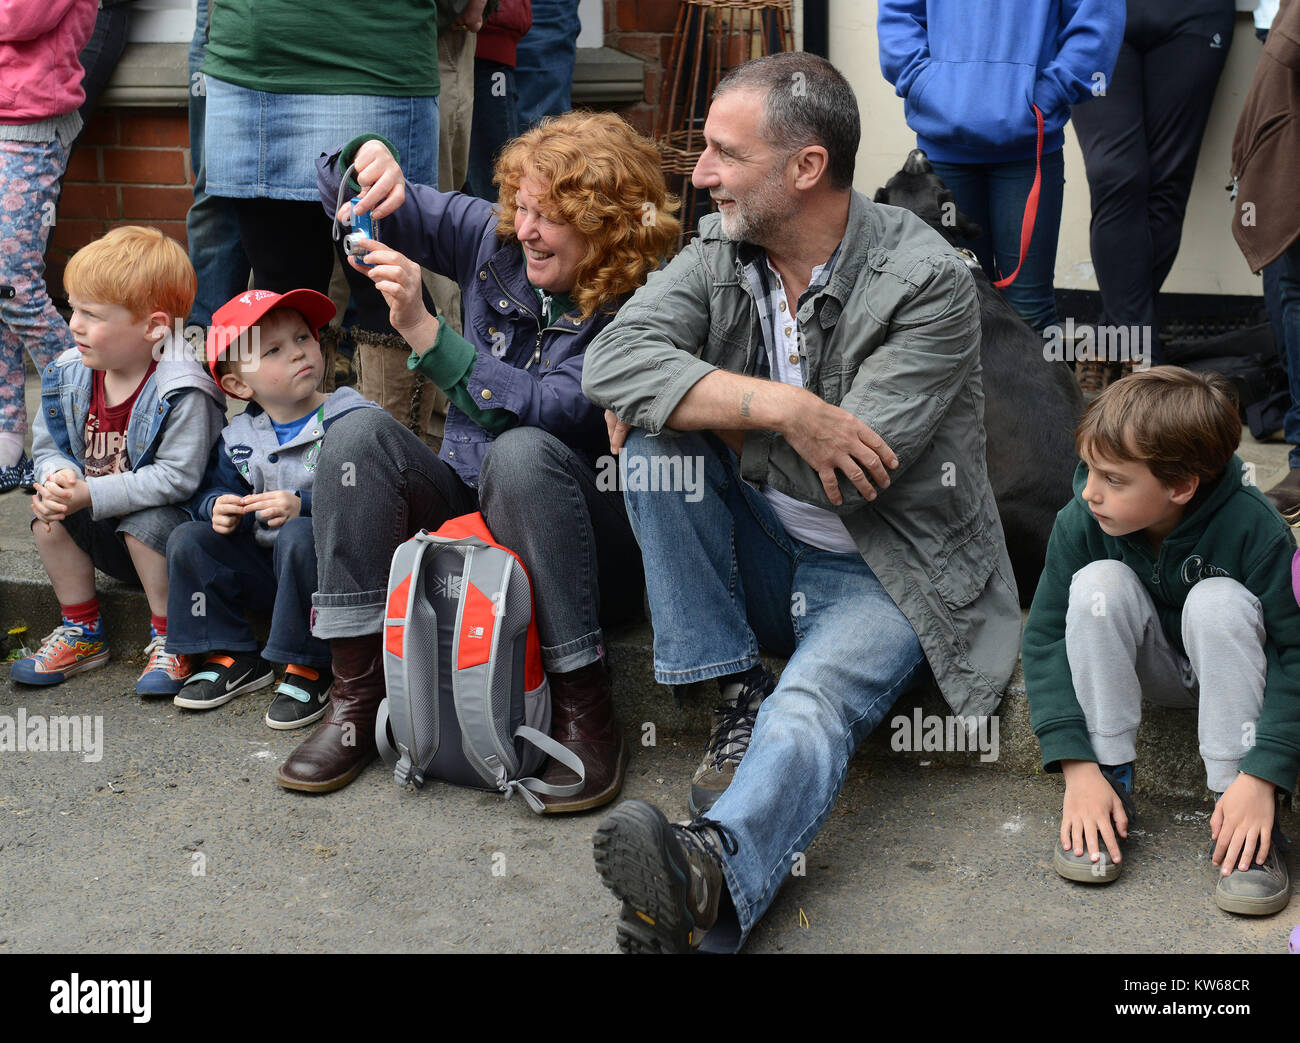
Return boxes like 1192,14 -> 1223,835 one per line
83,363 -> 157,478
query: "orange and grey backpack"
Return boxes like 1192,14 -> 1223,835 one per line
376,512 -> 584,812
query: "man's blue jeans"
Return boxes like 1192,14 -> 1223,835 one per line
931,150 -> 1065,331
1263,239 -> 1300,469
621,429 -> 926,951
187,0 -> 250,328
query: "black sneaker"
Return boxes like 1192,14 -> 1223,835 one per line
1215,820 -> 1291,916
593,799 -> 736,954
264,664 -> 333,730
1052,767 -> 1136,884
689,666 -> 776,817
173,651 -> 274,711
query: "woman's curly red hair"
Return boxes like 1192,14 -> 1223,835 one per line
493,110 -> 680,320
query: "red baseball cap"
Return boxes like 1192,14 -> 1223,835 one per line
205,288 -> 337,383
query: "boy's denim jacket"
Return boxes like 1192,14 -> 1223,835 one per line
32,341 -> 227,521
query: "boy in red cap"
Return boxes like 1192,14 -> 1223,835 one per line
165,289 -> 378,728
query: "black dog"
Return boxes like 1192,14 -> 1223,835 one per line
875,149 -> 1082,606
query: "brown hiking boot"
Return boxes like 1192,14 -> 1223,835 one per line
689,666 -> 776,817
1075,360 -> 1108,398
275,633 -> 384,793
534,658 -> 628,814
593,799 -> 736,953
1264,468 -> 1300,524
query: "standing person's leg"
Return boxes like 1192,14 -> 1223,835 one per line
1262,240 -> 1300,515
465,59 -> 519,200
0,136 -> 76,481
1141,3 -> 1234,300
186,0 -> 251,329
277,408 -> 477,792
926,160 -> 993,273
228,198 -> 337,295
72,3 -> 133,147
478,426 -> 646,812
514,0 -> 581,128
1071,40 -> 1156,352
983,149 -> 1065,332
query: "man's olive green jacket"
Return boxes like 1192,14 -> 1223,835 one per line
582,191 -> 1022,717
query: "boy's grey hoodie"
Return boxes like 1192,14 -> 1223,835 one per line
32,338 -> 226,521
191,386 -> 378,548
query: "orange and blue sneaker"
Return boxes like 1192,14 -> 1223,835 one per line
136,629 -> 193,696
10,619 -> 110,685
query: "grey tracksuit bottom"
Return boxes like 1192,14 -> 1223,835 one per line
1065,559 -> 1265,793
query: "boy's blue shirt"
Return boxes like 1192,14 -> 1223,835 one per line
32,340 -> 226,520
1023,455 -> 1300,794
190,386 -> 378,546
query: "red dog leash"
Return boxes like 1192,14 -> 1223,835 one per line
992,104 -> 1045,290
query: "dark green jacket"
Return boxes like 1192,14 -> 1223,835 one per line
1023,456 -> 1300,792
582,193 -> 1022,718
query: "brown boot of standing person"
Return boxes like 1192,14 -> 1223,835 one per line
275,633 -> 384,793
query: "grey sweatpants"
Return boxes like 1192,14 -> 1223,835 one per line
1065,560 -> 1266,793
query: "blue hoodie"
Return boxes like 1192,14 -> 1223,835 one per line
878,0 -> 1124,164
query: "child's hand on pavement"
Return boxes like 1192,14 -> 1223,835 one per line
1211,772 -> 1276,875
242,489 -> 300,528
1060,760 -> 1128,866
211,494 -> 245,535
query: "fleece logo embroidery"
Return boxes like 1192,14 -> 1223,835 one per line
238,290 -> 277,306
1180,554 -> 1230,585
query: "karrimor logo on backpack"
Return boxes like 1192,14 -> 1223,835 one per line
377,512 -> 584,812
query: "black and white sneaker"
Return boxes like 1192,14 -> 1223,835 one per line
173,651 -> 274,711
264,664 -> 332,730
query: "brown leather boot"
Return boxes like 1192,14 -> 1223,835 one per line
275,633 -> 384,793
536,658 -> 628,814
1265,468 -> 1300,524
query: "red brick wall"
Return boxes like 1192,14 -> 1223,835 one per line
47,107 -> 192,297
605,0 -> 682,136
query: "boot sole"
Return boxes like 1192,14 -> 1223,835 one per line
1053,845 -> 1122,884
540,737 -> 629,815
593,800 -> 695,953
274,754 -> 374,794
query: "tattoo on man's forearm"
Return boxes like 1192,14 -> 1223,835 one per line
740,391 -> 754,418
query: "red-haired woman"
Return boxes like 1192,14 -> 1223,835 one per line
277,112 -> 680,808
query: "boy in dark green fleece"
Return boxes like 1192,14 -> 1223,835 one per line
1023,366 -> 1300,916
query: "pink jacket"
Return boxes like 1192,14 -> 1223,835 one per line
0,0 -> 99,124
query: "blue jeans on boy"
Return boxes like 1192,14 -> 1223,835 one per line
1263,239 -> 1300,469
165,517 -> 329,669
186,0 -> 251,329
621,429 -> 926,952
930,149 -> 1065,332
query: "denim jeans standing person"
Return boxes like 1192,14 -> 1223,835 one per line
878,0 -> 1125,334
185,0 -> 250,330
513,0 -> 579,129
465,0 -> 531,200
582,54 -> 1021,953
